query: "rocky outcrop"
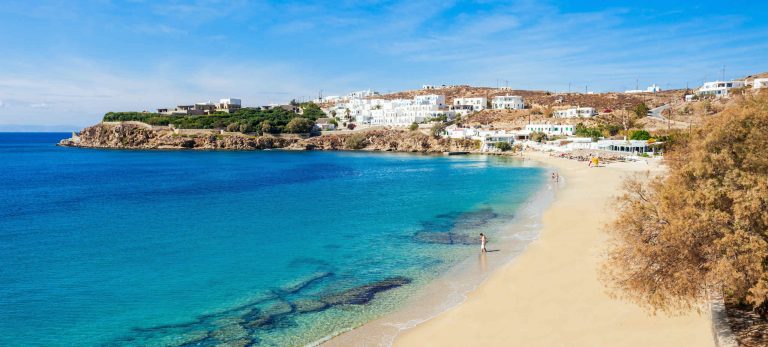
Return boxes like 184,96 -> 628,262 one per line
58,123 -> 480,153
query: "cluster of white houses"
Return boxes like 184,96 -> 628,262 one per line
325,94 -> 531,127
157,98 -> 242,115
688,77 -> 768,99
444,124 -> 661,155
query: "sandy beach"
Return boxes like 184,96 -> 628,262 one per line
389,151 -> 715,347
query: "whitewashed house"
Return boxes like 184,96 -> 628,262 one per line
753,78 -> 768,89
492,95 -> 525,110
554,107 -> 597,118
453,97 -> 487,111
697,80 -> 745,97
525,124 -> 576,136
625,84 -> 661,94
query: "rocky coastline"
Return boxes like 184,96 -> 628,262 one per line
58,122 -> 481,153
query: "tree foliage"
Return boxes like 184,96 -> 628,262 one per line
103,106 -> 320,134
633,102 -> 650,118
495,141 -> 512,151
284,117 -> 316,133
603,93 -> 768,317
629,130 -> 651,140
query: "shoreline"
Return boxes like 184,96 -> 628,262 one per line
388,151 -> 715,347
322,155 -> 558,346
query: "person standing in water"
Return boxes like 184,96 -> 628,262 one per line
480,233 -> 487,253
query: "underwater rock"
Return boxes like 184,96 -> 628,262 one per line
293,299 -> 330,313
243,301 -> 294,329
280,272 -> 333,294
215,338 -> 252,347
413,231 -> 477,245
210,323 -> 248,342
321,277 -> 411,306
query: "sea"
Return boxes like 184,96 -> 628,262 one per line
0,132 -> 550,346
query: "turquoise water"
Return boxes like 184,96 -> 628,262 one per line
0,133 -> 546,346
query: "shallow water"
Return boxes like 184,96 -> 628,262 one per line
0,133 -> 546,346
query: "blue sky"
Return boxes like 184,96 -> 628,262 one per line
0,0 -> 766,129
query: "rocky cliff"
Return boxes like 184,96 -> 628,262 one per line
59,123 -> 480,153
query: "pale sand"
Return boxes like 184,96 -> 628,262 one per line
393,152 -> 715,347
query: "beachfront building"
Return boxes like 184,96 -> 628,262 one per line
553,107 -> 597,118
697,80 -> 745,97
491,95 -> 525,110
525,124 -> 575,136
454,97 -> 487,111
753,78 -> 768,89
594,140 -> 661,154
444,127 -> 525,152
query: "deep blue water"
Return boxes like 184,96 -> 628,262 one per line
0,133 -> 546,346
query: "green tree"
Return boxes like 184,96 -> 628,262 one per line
629,130 -> 651,140
261,120 -> 275,134
284,118 -> 315,133
430,123 -> 446,138
530,131 -> 548,143
633,103 -> 650,118
495,142 -> 513,151
227,123 -> 240,132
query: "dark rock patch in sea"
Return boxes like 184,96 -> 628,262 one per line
279,271 -> 333,294
320,276 -> 412,306
422,208 -> 505,234
413,231 -> 477,245
113,275 -> 411,346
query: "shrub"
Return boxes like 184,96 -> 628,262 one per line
430,123 -> 446,138
345,133 -> 367,149
633,103 -> 650,117
530,131 -> 548,143
630,130 -> 651,140
495,142 -> 513,151
603,93 -> 768,317
409,122 -> 419,131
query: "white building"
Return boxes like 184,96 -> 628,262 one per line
525,123 -> 575,136
348,89 -> 379,99
753,78 -> 768,89
625,84 -> 661,94
554,107 -> 597,118
444,127 -> 525,152
334,94 -> 454,127
697,80 -> 745,97
492,95 -> 525,110
453,97 -> 487,111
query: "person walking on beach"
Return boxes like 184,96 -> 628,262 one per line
480,233 -> 487,253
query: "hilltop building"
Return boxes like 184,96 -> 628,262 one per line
554,107 -> 597,118
753,78 -> 768,89
625,84 -> 661,94
157,98 -> 242,115
697,80 -> 745,97
453,97 -> 487,111
327,94 -> 454,127
491,95 -> 525,110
